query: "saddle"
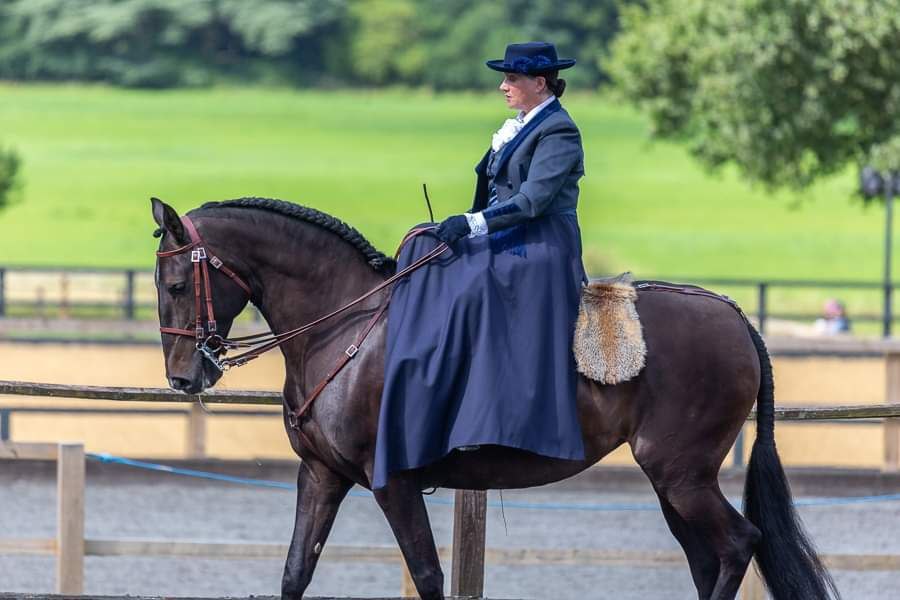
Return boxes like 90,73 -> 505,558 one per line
573,272 -> 647,385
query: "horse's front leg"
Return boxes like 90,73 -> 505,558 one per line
282,460 -> 352,599
373,472 -> 444,600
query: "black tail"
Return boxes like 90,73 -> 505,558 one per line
743,324 -> 840,599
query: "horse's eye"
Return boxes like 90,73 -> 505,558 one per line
167,282 -> 186,295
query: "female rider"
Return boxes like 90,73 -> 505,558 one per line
374,42 -> 586,490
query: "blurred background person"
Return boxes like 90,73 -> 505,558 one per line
815,298 -> 851,335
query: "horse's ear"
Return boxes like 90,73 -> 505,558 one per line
150,197 -> 186,243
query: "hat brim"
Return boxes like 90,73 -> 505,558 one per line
485,58 -> 576,74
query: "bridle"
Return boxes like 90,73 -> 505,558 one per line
156,214 -> 447,427
157,216 -> 253,366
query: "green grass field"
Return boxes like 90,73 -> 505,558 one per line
0,83 -> 893,322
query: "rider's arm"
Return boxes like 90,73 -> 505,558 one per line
470,122 -> 583,234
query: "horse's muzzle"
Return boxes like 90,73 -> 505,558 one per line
169,376 -> 204,395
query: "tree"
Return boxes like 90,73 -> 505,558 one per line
609,0 -> 900,190
418,1 -> 519,90
0,0 -> 627,90
505,0 -> 622,89
0,0 -> 346,88
347,0 -> 424,85
0,146 -> 22,211
417,0 -> 624,91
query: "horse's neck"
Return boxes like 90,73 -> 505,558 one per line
244,229 -> 388,389
254,256 -> 385,333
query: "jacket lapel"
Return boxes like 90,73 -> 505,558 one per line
491,98 -> 561,177
471,148 -> 492,212
475,148 -> 491,176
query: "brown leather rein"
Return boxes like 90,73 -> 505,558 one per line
156,216 -> 447,427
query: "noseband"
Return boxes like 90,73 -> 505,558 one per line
156,215 -> 447,427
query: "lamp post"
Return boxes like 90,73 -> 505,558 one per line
861,167 -> 900,337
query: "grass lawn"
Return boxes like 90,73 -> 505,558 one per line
0,83 -> 893,322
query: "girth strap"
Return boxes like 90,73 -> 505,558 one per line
634,281 -> 749,322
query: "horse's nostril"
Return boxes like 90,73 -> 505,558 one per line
170,377 -> 191,390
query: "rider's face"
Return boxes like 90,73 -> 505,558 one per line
499,72 -> 547,112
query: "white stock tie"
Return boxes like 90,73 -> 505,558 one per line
491,115 -> 525,153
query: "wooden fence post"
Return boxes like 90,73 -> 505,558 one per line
57,442 -> 85,594
884,352 -> 900,472
740,565 -> 766,600
187,402 -> 207,459
450,489 -> 487,598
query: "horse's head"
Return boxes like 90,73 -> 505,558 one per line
151,198 -> 251,393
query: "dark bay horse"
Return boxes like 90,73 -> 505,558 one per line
151,197 -> 838,600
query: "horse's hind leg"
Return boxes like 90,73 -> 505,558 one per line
655,483 -> 760,600
374,472 -> 444,600
282,460 -> 353,599
655,492 -> 719,598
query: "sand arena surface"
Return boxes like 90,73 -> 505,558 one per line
1,467 -> 899,599
0,341 -> 891,467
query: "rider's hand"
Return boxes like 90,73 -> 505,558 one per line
435,215 -> 471,245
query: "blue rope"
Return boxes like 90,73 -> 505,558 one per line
87,452 -> 658,509
87,453 -> 900,512
794,493 -> 900,507
89,453 -> 295,490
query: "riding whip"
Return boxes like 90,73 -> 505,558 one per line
422,183 -> 435,223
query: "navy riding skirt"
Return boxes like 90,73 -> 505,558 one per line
373,213 -> 587,489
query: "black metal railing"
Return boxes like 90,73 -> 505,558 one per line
0,266 -> 896,335
647,276 -> 897,336
0,265 -> 263,324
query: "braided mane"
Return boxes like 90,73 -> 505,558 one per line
197,197 -> 396,275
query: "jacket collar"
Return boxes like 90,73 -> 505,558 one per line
520,94 -> 558,126
490,98 -> 561,176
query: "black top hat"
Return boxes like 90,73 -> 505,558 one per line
486,42 -> 576,75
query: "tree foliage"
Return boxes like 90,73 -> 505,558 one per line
351,0 -> 618,89
0,146 -> 21,211
0,0 -> 625,89
0,0 -> 345,87
869,136 -> 900,176
610,0 -> 900,190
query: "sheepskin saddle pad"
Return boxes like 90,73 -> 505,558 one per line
573,272 -> 647,385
